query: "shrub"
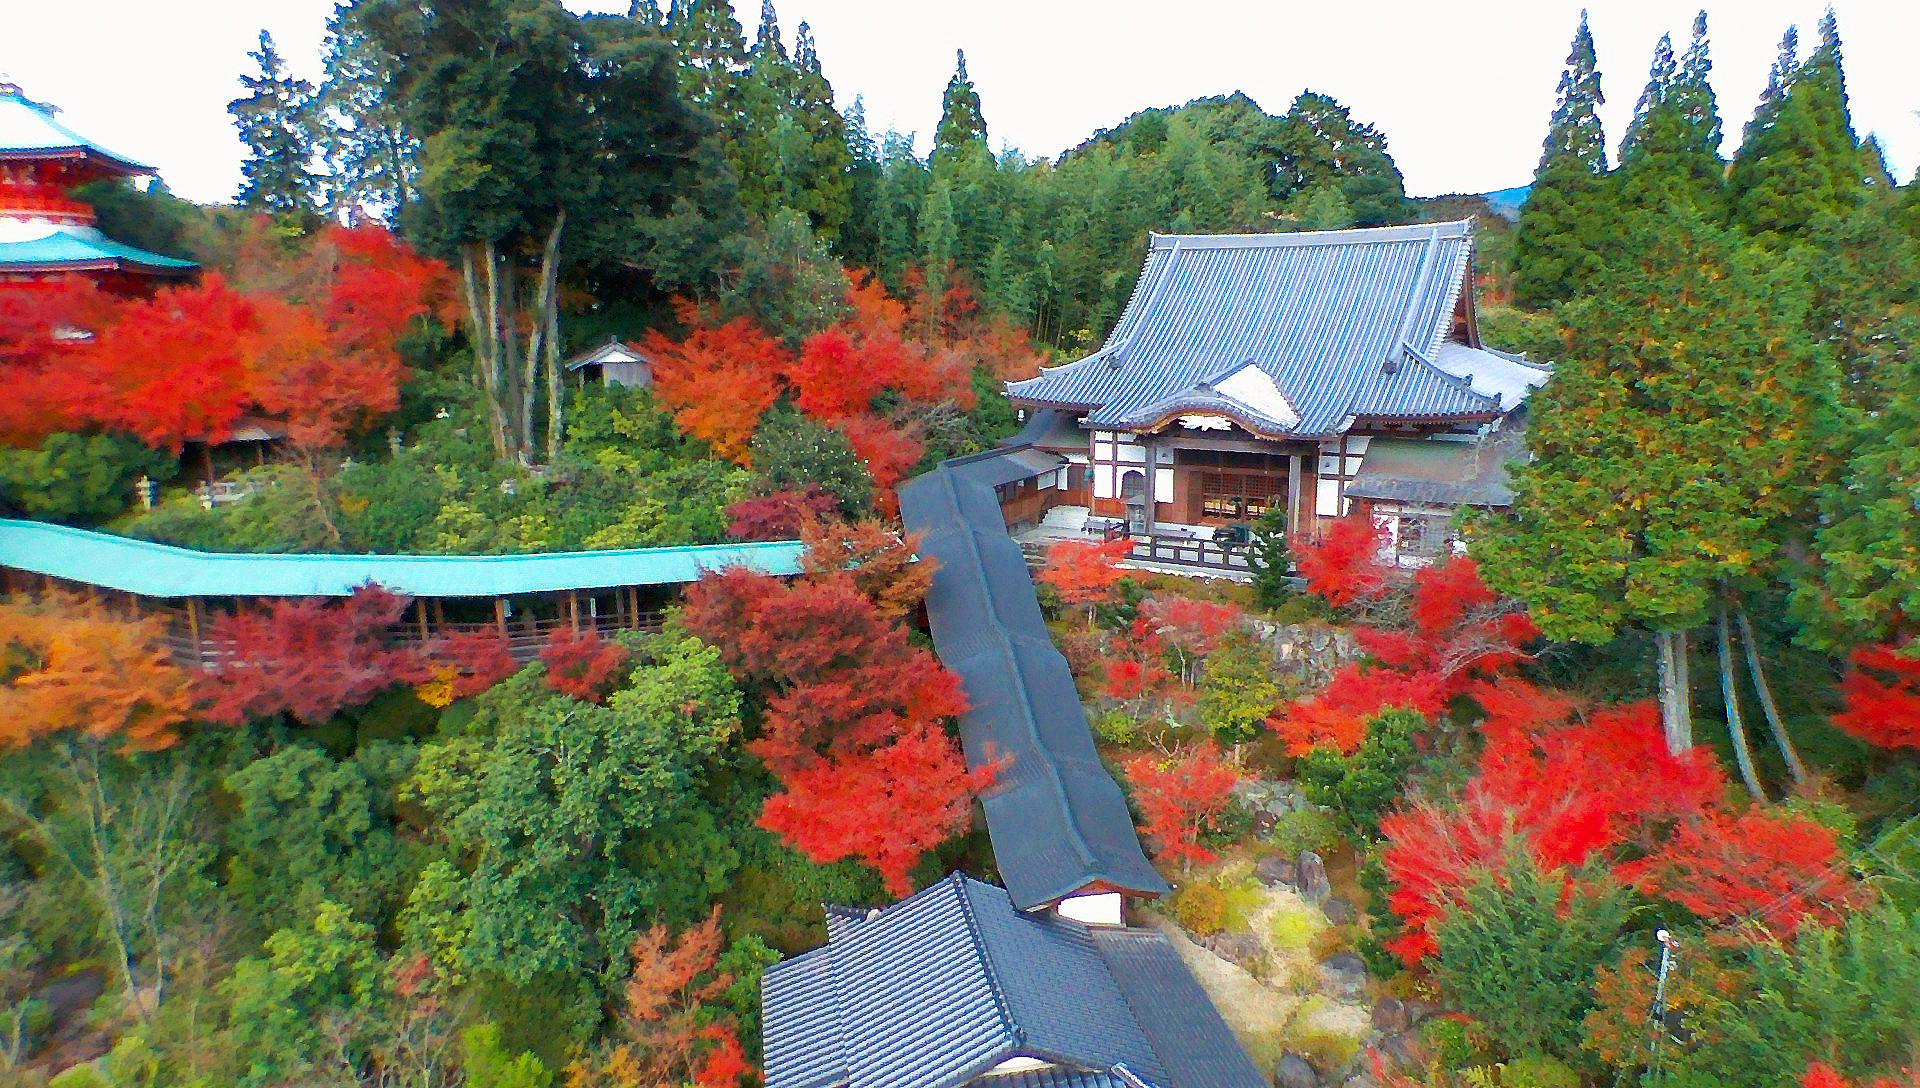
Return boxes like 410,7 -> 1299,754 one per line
1092,708 -> 1139,747
1298,708 -> 1421,841
1171,882 -> 1229,936
1266,808 -> 1342,859
1270,904 -> 1323,951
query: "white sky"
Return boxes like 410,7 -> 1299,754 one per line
5,0 -> 1915,206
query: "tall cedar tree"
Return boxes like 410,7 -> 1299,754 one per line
1729,13 -> 1862,242
931,50 -> 989,168
1268,92 -> 1413,226
318,3 -> 419,220
1475,210 -> 1843,754
1615,15 -> 1725,220
1512,12 -> 1613,309
229,30 -> 327,219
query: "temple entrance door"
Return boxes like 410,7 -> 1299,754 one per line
1120,470 -> 1148,535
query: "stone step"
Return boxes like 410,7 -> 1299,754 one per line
1040,504 -> 1091,530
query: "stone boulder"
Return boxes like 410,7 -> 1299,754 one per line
1316,952 -> 1370,1002
1370,997 -> 1409,1034
1254,855 -> 1298,889
1274,1053 -> 1321,1088
1296,851 -> 1332,906
1202,932 -> 1266,972
1322,897 -> 1356,926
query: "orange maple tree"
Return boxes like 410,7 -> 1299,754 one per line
1121,742 -> 1244,867
642,312 -> 790,466
0,592 -> 198,751
1038,537 -> 1135,619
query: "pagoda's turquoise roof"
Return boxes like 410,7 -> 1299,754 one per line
0,519 -> 804,599
0,88 -> 152,173
0,226 -> 197,274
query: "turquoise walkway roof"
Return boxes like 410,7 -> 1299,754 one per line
0,226 -> 197,274
0,519 -> 803,599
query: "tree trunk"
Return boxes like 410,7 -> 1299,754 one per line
1736,606 -> 1809,784
525,212 -> 565,465
499,255 -> 525,462
1716,603 -> 1765,800
1656,628 -> 1694,754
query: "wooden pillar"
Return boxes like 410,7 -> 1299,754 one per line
494,598 -> 509,638
186,597 -> 203,666
568,593 -> 580,632
415,600 -> 428,641
1287,452 -> 1303,538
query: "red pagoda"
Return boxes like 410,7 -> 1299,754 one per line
0,80 -> 197,293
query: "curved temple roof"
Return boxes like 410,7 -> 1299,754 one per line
0,224 -> 198,275
0,85 -> 154,174
0,519 -> 804,599
899,449 -> 1169,911
1008,221 -> 1528,437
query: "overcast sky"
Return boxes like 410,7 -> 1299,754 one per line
6,0 -> 1915,206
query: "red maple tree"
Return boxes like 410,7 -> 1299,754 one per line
539,626 -> 631,703
641,312 -> 789,466
1832,642 -> 1920,749
1038,538 -> 1135,619
1293,514 -> 1389,609
1134,595 -> 1244,684
1623,808 -> 1870,937
196,586 -> 425,726
1121,742 -> 1244,867
570,906 -> 754,1088
724,488 -> 840,542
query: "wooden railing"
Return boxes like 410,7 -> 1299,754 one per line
160,611 -> 666,669
1125,531 -> 1252,573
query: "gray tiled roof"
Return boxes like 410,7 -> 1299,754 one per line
1008,222 -> 1513,436
1344,414 -> 1530,508
899,451 -> 1169,910
761,874 -> 1261,1088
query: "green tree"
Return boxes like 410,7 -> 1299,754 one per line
749,410 -> 874,517
229,30 -> 326,220
1247,503 -> 1295,609
404,639 -> 740,984
319,2 -> 419,221
1267,91 -> 1411,226
1512,12 -> 1613,308
1615,14 -> 1725,219
0,431 -> 174,525
1730,13 -> 1862,242
786,22 -> 855,244
1475,211 -> 1843,754
668,0 -> 748,108
932,50 -> 989,168
1430,863 -> 1630,1066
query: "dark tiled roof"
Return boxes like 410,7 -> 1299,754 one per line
899,451 -> 1169,910
1009,408 -> 1091,452
1008,222 -> 1513,436
1092,930 -> 1269,1088
761,875 -> 1260,1088
1345,410 -> 1531,508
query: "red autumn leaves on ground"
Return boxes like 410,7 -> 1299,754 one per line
1,225 -> 451,452
643,272 -> 1010,512
681,524 -> 990,896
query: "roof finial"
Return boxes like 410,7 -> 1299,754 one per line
0,74 -> 20,97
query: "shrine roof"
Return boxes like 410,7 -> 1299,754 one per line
0,86 -> 154,175
1008,221 -> 1529,437
0,224 -> 196,274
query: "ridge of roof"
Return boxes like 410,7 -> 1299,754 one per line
1146,219 -> 1473,251
0,88 -> 153,173
951,874 -> 1024,1046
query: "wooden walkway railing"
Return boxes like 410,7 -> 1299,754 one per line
159,611 -> 667,669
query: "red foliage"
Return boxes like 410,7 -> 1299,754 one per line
1378,696 -> 1726,967
1038,538 -> 1135,615
1121,743 -> 1243,867
725,487 -> 839,541
1833,642 -> 1920,749
788,325 -> 903,422
422,630 -> 518,699
1295,514 -> 1388,609
588,906 -> 756,1088
835,413 -> 922,516
538,627 -> 631,703
0,280 -> 118,445
758,724 -> 995,897
1268,665 -> 1452,756
197,586 -> 425,726
1623,808 -> 1871,937
1135,595 -> 1243,678
1799,1063 -> 1920,1088
692,1026 -> 752,1088
682,561 -> 980,893
642,314 -> 789,466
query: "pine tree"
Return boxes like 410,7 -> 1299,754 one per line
787,22 -> 854,245
229,30 -> 326,219
1476,209 -> 1843,753
1615,15 -> 1724,219
1730,13 -> 1861,242
1512,12 -> 1613,308
319,5 -> 419,222
932,50 -> 988,168
1267,92 -> 1411,226
670,0 -> 747,107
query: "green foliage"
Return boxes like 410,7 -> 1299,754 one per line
1264,808 -> 1342,860
229,30 -> 326,220
405,637 -> 740,983
0,431 -> 176,526
1665,906 -> 1920,1088
1297,708 -> 1420,840
1513,13 -> 1614,308
714,933 -> 781,1055
218,900 -> 384,1086
1615,17 -> 1724,222
1197,637 -> 1284,743
932,50 -> 988,168
1730,14 -> 1862,244
749,409 -> 874,518
1430,864 -> 1630,1066
1248,503 -> 1295,610
461,1023 -> 554,1088
1092,708 -> 1139,747
1475,307 -> 1562,366
1269,903 -> 1322,951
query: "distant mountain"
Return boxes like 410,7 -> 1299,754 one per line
1482,184 -> 1532,221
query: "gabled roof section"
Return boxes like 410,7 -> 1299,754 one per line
0,225 -> 197,275
562,337 -> 650,371
1007,221 -> 1508,436
0,86 -> 153,175
762,875 -> 1264,1088
899,450 -> 1169,910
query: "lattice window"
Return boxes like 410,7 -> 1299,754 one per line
1199,472 -> 1285,520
